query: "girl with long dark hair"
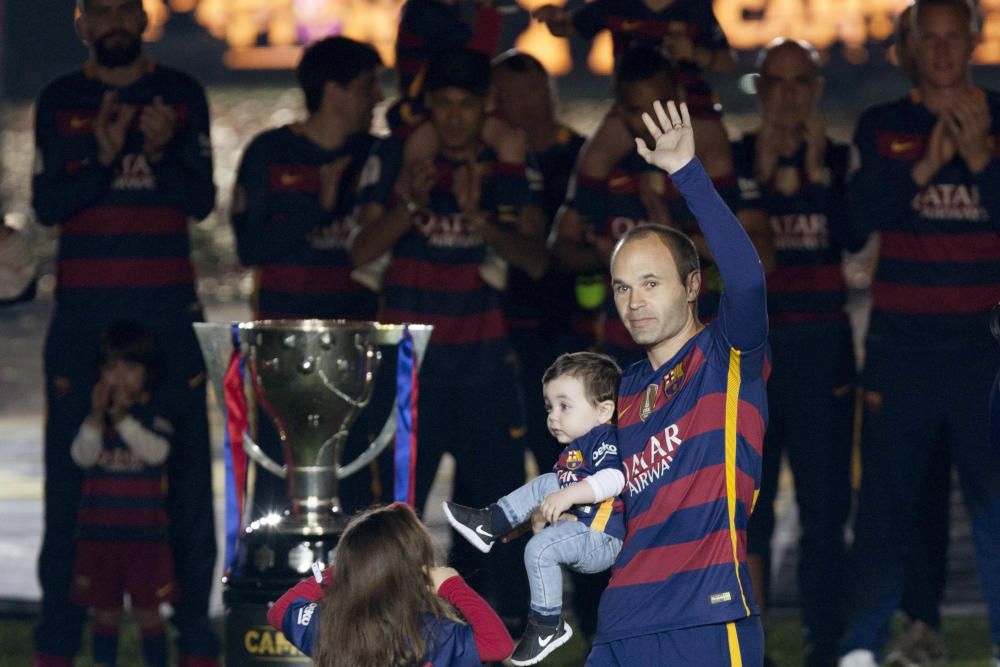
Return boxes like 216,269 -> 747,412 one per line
268,503 -> 513,666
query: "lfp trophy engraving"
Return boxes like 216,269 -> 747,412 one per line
194,320 -> 432,666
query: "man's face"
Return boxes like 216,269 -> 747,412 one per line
427,87 -> 486,152
912,4 -> 975,89
611,234 -> 696,350
78,0 -> 147,68
756,46 -> 821,127
616,73 -> 674,142
336,69 -> 382,133
492,68 -> 552,131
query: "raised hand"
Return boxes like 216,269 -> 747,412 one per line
139,95 -> 177,162
94,90 -> 136,167
635,100 -> 695,175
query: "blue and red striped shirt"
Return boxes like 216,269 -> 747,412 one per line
357,139 -> 531,384
231,125 -> 377,320
849,89 -> 1000,346
733,134 -> 866,328
595,158 -> 768,643
32,61 -> 214,316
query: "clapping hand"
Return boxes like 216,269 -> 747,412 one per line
635,100 -> 695,175
139,96 -> 177,162
94,91 -> 136,167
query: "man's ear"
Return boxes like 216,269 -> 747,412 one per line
598,399 -> 616,424
75,12 -> 89,46
686,269 -> 701,303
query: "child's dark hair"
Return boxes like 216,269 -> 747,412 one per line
297,36 -> 382,113
542,352 -> 621,407
98,320 -> 160,385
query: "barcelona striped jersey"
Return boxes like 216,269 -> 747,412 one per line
553,423 -> 626,540
76,409 -> 171,544
357,138 -> 532,385
594,158 -> 769,643
32,61 -> 214,316
231,125 -> 377,320
849,89 -> 1000,347
732,134 -> 867,328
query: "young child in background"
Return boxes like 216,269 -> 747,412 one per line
443,351 -> 624,666
268,503 -> 514,666
69,320 -> 176,667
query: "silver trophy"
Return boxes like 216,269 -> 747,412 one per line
195,320 -> 432,549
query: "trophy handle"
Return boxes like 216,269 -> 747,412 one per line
336,324 -> 432,480
242,431 -> 288,479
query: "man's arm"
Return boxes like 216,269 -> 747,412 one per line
638,101 -> 767,350
847,108 -> 925,240
149,83 -> 216,220
31,88 -> 114,225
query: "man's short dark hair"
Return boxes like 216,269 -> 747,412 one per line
98,319 -> 161,385
296,36 -> 382,113
912,0 -> 980,34
491,49 -> 548,77
542,352 -> 622,407
613,223 -> 701,285
425,47 -> 491,97
614,46 -> 676,95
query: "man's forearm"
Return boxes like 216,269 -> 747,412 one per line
349,203 -> 412,267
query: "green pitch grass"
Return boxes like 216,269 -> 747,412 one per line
0,614 -> 993,665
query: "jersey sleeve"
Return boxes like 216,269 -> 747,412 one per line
671,158 -> 767,351
230,134 -> 335,266
267,572 -> 328,656
565,172 -> 609,232
31,85 -> 114,226
149,78 -> 216,220
847,107 -> 922,239
436,575 -> 513,662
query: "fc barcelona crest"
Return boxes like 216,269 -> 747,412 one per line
662,362 -> 685,400
640,383 -> 659,422
565,449 -> 584,470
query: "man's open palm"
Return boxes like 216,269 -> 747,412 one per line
635,100 -> 695,175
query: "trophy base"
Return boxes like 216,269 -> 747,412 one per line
223,517 -> 349,665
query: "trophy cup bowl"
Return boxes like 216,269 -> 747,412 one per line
241,320 -> 379,532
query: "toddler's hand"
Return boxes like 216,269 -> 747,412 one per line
539,488 -> 576,526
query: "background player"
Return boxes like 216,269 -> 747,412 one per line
839,0 -> 1000,664
31,0 -> 218,663
733,38 -> 866,667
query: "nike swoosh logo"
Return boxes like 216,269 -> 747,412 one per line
281,173 -> 302,185
70,117 -> 90,129
609,175 -> 631,187
475,525 -> 493,538
538,632 -> 556,647
620,20 -> 642,30
618,402 -> 633,420
890,141 -> 916,153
